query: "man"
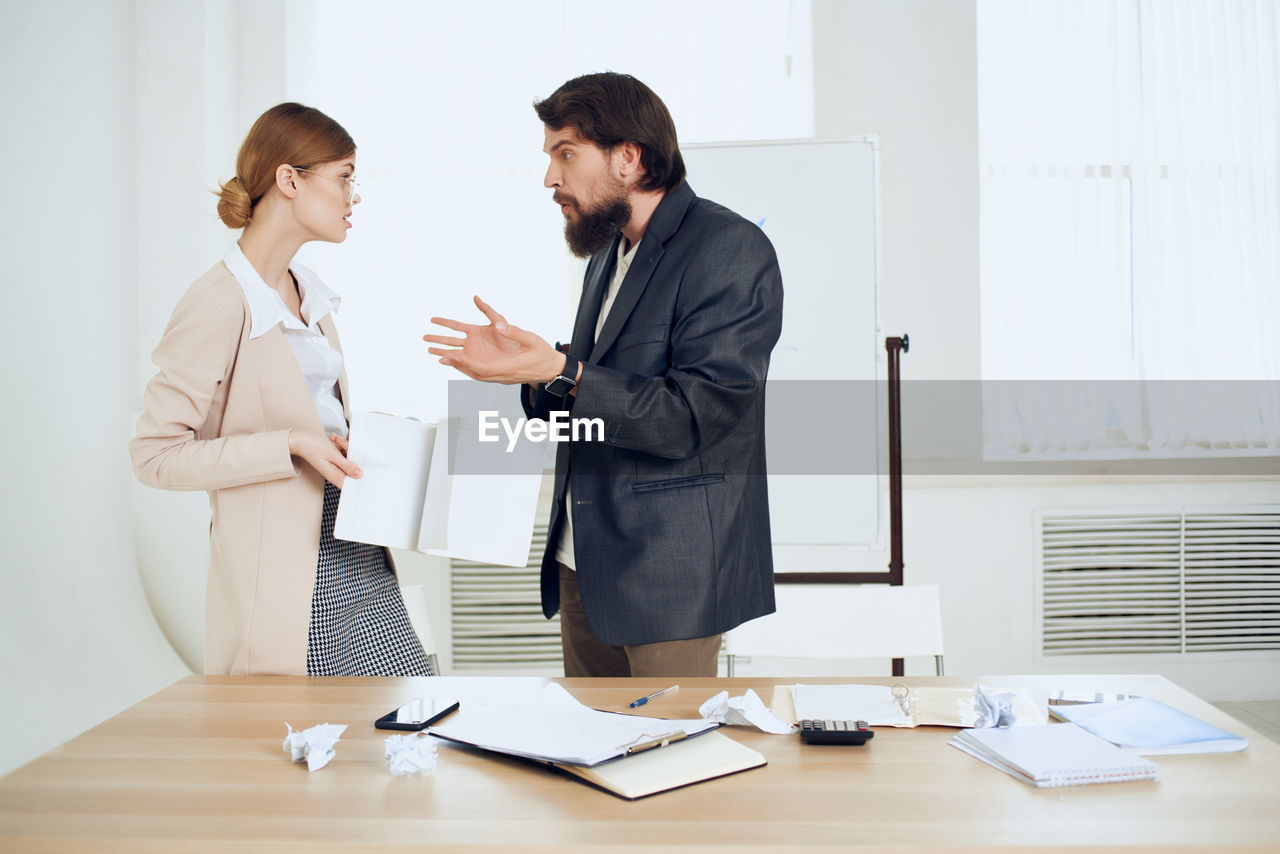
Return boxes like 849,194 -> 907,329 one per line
425,72 -> 782,677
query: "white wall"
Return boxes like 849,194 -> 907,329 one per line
0,0 -> 188,777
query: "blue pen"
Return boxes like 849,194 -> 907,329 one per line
629,684 -> 679,708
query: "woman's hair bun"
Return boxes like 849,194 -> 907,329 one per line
216,176 -> 253,228
218,104 -> 355,230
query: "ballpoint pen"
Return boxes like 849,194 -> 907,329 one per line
629,684 -> 679,708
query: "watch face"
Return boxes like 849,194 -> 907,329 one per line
546,375 -> 575,397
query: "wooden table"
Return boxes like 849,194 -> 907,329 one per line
1,674 -> 1277,852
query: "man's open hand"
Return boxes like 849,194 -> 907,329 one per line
424,295 -> 564,385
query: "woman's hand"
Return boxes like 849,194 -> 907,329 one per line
288,430 -> 362,488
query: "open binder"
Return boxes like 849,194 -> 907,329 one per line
333,412 -> 541,567
788,683 -> 1045,728
428,684 -> 765,799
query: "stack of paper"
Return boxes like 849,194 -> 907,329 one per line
1049,698 -> 1250,755
950,724 -> 1159,788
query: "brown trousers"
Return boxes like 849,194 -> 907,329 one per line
557,564 -> 721,677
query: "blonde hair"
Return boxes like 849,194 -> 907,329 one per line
216,103 -> 356,229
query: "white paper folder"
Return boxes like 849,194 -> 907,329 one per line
334,412 -> 541,567
1049,698 -> 1250,755
428,684 -> 765,799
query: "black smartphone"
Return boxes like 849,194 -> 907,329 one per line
375,697 -> 460,731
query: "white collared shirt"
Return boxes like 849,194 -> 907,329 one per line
222,243 -> 348,439
556,237 -> 640,570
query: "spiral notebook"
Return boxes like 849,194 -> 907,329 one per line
950,723 -> 1159,788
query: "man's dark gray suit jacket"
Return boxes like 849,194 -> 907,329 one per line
523,180 -> 783,646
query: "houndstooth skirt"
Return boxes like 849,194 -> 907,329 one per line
306,482 -> 436,676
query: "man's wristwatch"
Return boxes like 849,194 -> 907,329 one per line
545,354 -> 579,398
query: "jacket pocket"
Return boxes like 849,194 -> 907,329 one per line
632,473 -> 725,493
615,324 -> 668,352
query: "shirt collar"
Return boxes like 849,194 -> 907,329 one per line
615,235 -> 640,277
222,243 -> 341,339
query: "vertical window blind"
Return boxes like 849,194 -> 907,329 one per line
978,0 -> 1280,457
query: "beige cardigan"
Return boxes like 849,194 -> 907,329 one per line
131,260 -> 351,675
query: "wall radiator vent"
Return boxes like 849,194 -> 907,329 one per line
450,509 -> 563,675
1038,508 -> 1280,656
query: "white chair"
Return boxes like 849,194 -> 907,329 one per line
133,472 -> 441,675
131,476 -> 210,672
724,584 -> 945,676
399,583 -> 441,675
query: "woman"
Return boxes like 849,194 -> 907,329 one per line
131,103 -> 434,677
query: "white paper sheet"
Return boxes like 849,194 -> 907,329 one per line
334,412 -> 541,567
417,416 -> 542,567
428,683 -> 719,766
334,412 -> 436,550
792,685 -> 913,726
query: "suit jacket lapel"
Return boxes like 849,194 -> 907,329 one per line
589,240 -> 664,362
588,182 -> 696,363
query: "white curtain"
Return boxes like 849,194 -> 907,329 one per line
978,0 -> 1280,457
281,0 -> 813,421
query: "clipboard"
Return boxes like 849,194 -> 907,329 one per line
553,730 -> 766,799
427,684 -> 765,798
427,684 -> 720,766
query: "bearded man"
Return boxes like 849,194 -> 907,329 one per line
425,72 -> 783,677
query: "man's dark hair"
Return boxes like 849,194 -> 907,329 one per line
534,72 -> 686,193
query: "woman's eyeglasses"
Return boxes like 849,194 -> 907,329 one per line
293,167 -> 359,204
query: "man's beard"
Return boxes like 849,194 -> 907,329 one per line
561,189 -> 632,258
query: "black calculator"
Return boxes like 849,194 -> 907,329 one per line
799,719 -> 874,745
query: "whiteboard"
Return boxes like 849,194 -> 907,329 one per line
683,139 -> 884,562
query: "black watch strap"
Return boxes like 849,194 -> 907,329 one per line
545,354 -> 579,397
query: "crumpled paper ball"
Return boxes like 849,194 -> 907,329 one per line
384,732 -> 439,777
699,689 -> 796,734
283,722 -> 347,771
